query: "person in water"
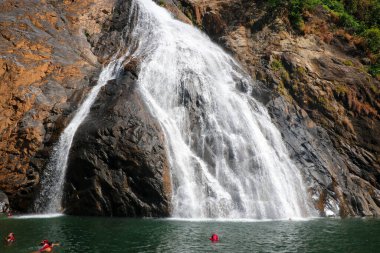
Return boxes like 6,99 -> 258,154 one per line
5,232 -> 15,243
38,240 -> 59,252
209,233 -> 219,242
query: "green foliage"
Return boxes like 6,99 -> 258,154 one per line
304,0 -> 323,9
158,0 -> 165,6
335,84 -> 348,94
289,0 -> 305,30
267,0 -> 283,8
285,0 -> 378,34
276,81 -> 289,97
270,0 -> 380,77
370,83 -> 379,94
296,66 -> 306,75
289,0 -> 330,30
270,59 -> 283,71
343,59 -> 354,66
317,95 -> 335,112
343,0 -> 380,27
337,12 -> 364,33
369,63 -> 380,78
317,96 -> 328,105
281,70 -> 290,81
320,0 -> 345,13
363,28 -> 380,53
266,0 -> 380,33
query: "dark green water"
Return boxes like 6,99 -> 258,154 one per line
0,215 -> 379,253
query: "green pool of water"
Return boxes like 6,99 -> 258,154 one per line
0,215 -> 379,252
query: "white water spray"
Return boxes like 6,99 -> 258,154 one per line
34,0 -> 314,218
129,0 -> 314,219
34,60 -> 123,213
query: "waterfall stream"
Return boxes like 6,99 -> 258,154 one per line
130,0 -> 314,219
34,60 -> 123,213
34,0 -> 314,218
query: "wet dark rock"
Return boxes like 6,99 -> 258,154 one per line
63,71 -> 171,217
268,97 -> 380,216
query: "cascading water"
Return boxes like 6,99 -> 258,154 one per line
34,0 -> 314,218
34,60 -> 124,213
128,0 -> 314,219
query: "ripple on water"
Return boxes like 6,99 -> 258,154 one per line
0,216 -> 379,253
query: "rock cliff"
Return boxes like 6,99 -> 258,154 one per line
172,0 -> 380,216
0,0 -> 110,211
0,0 -> 379,217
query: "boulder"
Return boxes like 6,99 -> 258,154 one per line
62,70 -> 172,217
0,190 -> 9,212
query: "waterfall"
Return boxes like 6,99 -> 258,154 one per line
34,60 -> 123,213
129,0 -> 314,219
34,0 -> 314,218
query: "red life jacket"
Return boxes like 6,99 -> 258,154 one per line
39,243 -> 52,252
210,234 -> 219,242
7,235 -> 15,242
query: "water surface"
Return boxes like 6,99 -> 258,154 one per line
0,215 -> 379,252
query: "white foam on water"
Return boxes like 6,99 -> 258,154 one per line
13,213 -> 64,219
164,217 -> 316,223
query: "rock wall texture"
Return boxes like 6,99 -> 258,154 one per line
59,0 -> 172,217
0,0 -> 111,211
63,70 -> 172,217
0,0 -> 172,216
173,0 -> 380,216
0,0 -> 379,217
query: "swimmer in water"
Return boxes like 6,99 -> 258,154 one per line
37,240 -> 60,252
5,232 -> 15,243
209,233 -> 219,242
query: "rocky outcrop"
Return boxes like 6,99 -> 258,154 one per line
0,190 -> 9,212
268,97 -> 380,216
177,0 -> 380,216
57,0 -> 171,216
1,0 -> 172,216
63,69 -> 171,216
0,0 -> 114,211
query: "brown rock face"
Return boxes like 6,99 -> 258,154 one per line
0,0 -> 115,211
1,0 -> 172,216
